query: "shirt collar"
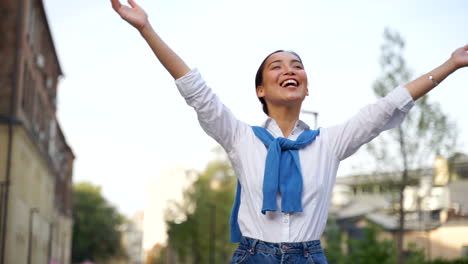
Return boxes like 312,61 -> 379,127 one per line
261,117 -> 311,138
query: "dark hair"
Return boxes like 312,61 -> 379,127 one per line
255,50 -> 303,115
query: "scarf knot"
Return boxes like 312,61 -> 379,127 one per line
229,125 -> 320,242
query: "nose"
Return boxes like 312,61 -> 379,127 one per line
283,66 -> 296,75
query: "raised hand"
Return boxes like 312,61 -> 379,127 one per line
450,45 -> 468,69
110,0 -> 190,78
111,0 -> 148,31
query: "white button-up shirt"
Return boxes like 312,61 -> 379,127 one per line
175,69 -> 414,243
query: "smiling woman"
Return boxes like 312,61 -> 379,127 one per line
110,0 -> 468,263
255,50 -> 307,120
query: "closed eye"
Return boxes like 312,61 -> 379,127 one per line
292,62 -> 304,69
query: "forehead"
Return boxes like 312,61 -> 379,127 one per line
265,52 -> 301,65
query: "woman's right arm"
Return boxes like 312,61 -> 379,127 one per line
111,0 -> 190,79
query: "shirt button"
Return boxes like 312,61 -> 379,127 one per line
283,214 -> 289,224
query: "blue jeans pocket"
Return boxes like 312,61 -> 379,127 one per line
230,248 -> 250,264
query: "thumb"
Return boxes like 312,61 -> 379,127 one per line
111,0 -> 122,12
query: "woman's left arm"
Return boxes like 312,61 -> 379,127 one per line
405,45 -> 468,100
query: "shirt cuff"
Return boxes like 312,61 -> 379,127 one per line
386,86 -> 415,113
174,68 -> 204,99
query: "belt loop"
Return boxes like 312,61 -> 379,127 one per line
302,242 -> 310,258
249,239 -> 259,255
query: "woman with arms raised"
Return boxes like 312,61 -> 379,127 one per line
111,0 -> 468,263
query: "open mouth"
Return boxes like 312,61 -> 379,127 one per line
281,79 -> 299,88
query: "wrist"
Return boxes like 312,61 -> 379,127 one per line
138,21 -> 152,35
444,57 -> 459,73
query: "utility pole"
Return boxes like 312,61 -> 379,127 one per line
397,126 -> 408,264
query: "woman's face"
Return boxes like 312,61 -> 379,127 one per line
256,52 -> 308,109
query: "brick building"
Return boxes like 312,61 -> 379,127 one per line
0,0 -> 74,263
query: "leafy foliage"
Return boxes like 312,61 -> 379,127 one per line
146,243 -> 170,264
364,28 -> 459,263
324,225 -> 426,264
324,224 -> 468,264
367,28 -> 458,173
428,259 -> 468,264
335,28 -> 460,264
72,182 -> 126,263
159,148 -> 238,263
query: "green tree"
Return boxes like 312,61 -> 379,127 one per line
428,259 -> 468,264
324,224 -> 426,264
162,148 -> 238,264
366,28 -> 458,263
369,28 -> 458,172
345,226 -> 425,264
323,216 -> 346,264
72,182 -> 126,263
347,227 -> 397,264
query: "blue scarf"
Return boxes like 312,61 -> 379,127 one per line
230,125 -> 320,242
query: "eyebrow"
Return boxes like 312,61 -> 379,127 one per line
267,59 -> 303,67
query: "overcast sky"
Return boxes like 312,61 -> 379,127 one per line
43,0 -> 467,223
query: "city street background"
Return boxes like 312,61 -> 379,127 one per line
43,0 -> 468,247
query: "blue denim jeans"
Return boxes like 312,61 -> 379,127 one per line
230,236 -> 328,264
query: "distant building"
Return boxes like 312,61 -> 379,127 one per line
0,0 -> 74,263
122,211 -> 144,264
330,154 -> 468,260
143,167 -> 197,255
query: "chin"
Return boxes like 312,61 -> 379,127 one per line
285,94 -> 306,101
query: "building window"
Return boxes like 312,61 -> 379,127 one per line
45,76 -> 53,89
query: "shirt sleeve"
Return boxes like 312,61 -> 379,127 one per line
325,86 -> 415,161
175,68 -> 244,152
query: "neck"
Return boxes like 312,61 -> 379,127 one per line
268,105 -> 301,138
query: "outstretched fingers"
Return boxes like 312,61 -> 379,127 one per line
128,0 -> 138,8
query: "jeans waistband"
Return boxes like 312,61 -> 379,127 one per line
238,236 -> 323,256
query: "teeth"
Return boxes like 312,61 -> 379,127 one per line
282,79 -> 298,87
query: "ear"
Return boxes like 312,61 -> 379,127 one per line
306,88 -> 309,96
256,85 -> 265,98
